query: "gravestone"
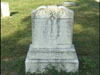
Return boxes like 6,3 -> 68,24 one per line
1,2 -> 10,17
63,2 -> 76,6
25,6 -> 79,74
95,0 -> 100,2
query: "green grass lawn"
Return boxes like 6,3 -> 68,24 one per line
1,0 -> 99,75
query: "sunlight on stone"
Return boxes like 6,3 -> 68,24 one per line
95,0 -> 100,2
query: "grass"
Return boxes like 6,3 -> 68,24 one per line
1,0 -> 99,75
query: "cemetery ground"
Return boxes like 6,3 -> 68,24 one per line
1,0 -> 99,75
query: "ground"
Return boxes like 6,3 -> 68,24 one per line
1,0 -> 99,75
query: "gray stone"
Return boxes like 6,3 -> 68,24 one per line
25,44 -> 79,73
1,2 -> 10,17
25,53 -> 79,73
31,6 -> 74,48
25,6 -> 79,74
63,2 -> 76,6
27,44 -> 77,60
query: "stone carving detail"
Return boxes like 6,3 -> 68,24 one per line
34,6 -> 71,18
31,6 -> 74,48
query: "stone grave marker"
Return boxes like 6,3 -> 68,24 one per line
95,0 -> 100,2
25,6 -> 79,74
1,2 -> 10,17
63,2 -> 76,6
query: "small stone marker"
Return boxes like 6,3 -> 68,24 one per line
25,6 -> 79,74
63,2 -> 76,6
1,2 -> 10,17
95,0 -> 100,2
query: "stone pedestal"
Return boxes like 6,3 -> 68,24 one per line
25,44 -> 79,73
1,2 -> 10,17
25,6 -> 79,74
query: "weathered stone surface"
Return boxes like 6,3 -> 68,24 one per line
27,44 -> 77,60
1,2 -> 10,17
25,50 -> 79,73
31,6 -> 74,48
25,6 -> 79,74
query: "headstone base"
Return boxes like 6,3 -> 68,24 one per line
25,44 -> 79,74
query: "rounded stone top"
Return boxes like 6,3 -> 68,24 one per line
31,6 -> 74,18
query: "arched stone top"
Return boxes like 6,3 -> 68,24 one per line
31,6 -> 74,18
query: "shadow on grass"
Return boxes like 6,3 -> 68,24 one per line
1,0 -> 99,75
1,22 -> 31,75
10,12 -> 18,16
